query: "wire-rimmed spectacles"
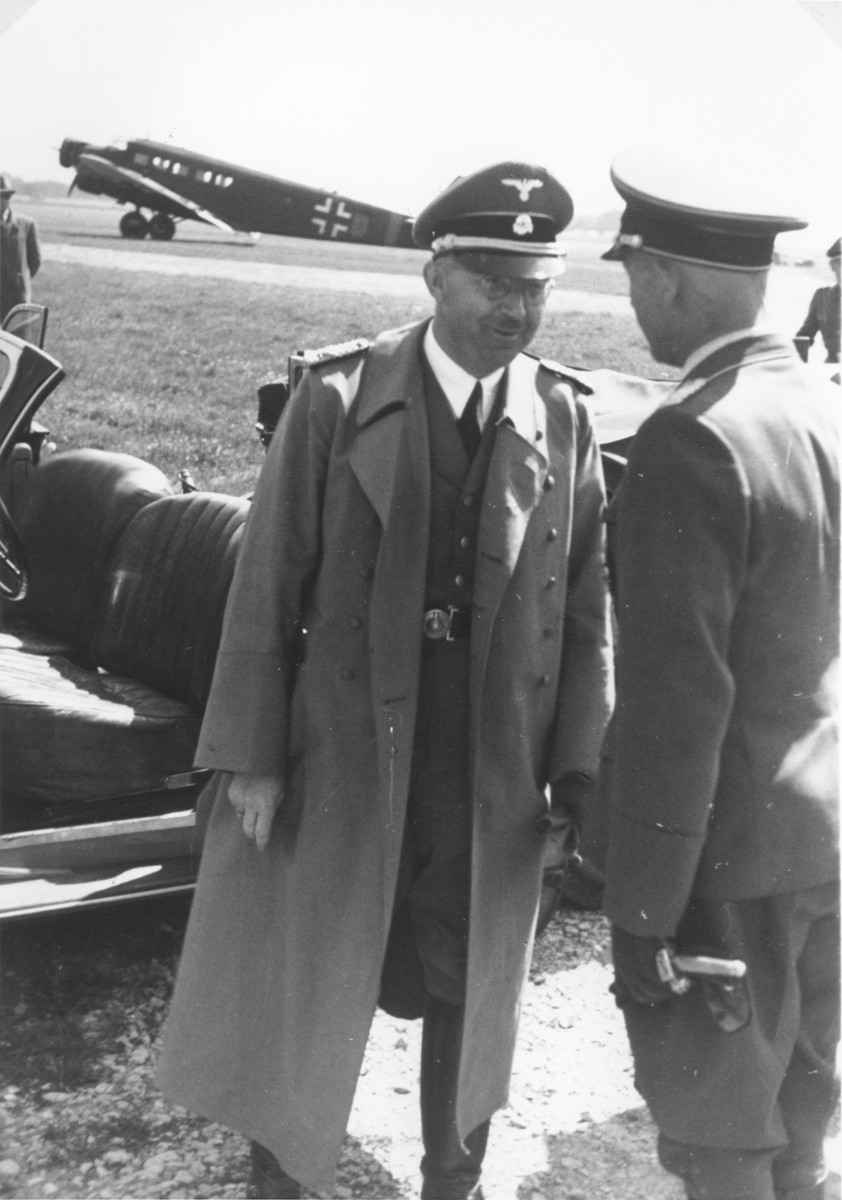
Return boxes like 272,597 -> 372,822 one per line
458,267 -> 555,307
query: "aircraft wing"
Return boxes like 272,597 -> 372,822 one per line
74,154 -> 236,233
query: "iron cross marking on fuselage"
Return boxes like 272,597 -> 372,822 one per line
312,195 -> 353,237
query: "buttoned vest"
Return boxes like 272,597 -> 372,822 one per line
411,361 -> 503,779
421,360 -> 503,612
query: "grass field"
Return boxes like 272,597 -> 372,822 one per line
33,229 -> 665,494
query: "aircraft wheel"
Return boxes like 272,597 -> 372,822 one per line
120,211 -> 149,239
149,213 -> 176,241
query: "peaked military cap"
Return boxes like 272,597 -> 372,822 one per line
0,175 -> 15,196
413,161 -> 574,278
827,238 -> 841,261
602,148 -> 808,270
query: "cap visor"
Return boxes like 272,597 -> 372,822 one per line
600,241 -> 626,262
456,250 -> 565,279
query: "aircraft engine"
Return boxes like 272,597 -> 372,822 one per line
59,139 -> 89,169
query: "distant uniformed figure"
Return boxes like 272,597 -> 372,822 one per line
157,162 -> 613,1199
600,150 -> 839,1200
795,237 -> 841,363
0,174 -> 41,322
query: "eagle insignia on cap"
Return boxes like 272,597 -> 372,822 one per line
502,177 -> 543,202
411,162 -> 573,263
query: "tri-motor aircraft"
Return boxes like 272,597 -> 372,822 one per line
59,137 -> 416,247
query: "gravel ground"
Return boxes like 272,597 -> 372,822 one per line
1,899 -> 839,1200
342,906 -> 675,1200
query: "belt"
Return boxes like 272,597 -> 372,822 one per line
423,605 -> 471,641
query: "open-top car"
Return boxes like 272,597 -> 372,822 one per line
0,312 -> 669,921
0,307 -> 251,918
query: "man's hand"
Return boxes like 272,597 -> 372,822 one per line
541,773 -> 593,876
610,924 -> 677,1006
539,806 -> 580,881
228,773 -> 285,851
535,775 -> 593,933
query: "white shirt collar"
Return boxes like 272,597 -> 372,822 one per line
680,325 -> 771,381
423,323 -> 505,428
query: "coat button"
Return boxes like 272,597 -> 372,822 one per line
455,574 -> 467,588
462,495 -> 475,507
539,674 -> 551,687
544,474 -> 556,492
546,576 -> 557,588
349,616 -> 362,629
460,536 -> 471,549
547,527 -> 558,541
340,667 -> 355,681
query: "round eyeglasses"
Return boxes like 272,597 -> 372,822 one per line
460,267 -> 555,307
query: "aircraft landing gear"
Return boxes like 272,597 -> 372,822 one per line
148,213 -> 176,241
120,210 -> 149,239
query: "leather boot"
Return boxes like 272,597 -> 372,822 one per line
419,996 -> 490,1200
246,1140 -> 302,1199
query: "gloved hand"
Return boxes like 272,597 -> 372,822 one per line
549,773 -> 592,830
539,773 -> 594,881
610,924 -> 677,1006
534,775 -> 594,934
538,808 -> 579,884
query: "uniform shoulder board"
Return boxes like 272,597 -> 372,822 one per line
287,338 -> 371,393
292,338 -> 371,372
530,354 -> 595,396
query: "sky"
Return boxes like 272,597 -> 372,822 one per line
1,0 -> 840,251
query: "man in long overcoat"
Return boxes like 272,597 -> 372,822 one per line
795,237 -> 840,365
599,150 -> 840,1200
157,162 -> 614,1198
0,175 -> 41,322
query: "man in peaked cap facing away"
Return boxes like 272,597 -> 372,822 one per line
0,174 -> 41,322
599,148 -> 840,1200
157,162 -> 613,1198
795,237 -> 840,366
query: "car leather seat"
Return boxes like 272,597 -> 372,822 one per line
0,453 -> 248,813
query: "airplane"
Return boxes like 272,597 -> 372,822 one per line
59,137 -> 417,248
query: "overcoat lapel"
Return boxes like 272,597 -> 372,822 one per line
472,356 -> 549,677
348,325 -> 431,907
347,323 -> 427,525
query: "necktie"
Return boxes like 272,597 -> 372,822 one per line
457,381 -> 483,460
